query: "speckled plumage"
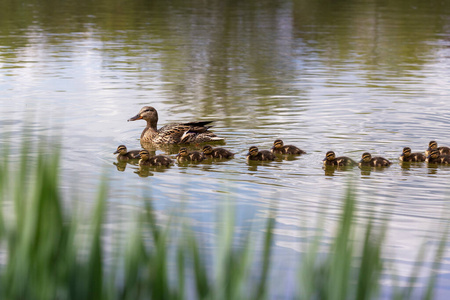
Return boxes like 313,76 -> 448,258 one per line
114,145 -> 141,161
426,149 -> 450,164
176,147 -> 205,163
246,146 -> 275,161
271,140 -> 305,155
128,106 -> 224,144
138,150 -> 173,167
322,151 -> 355,167
425,141 -> 450,157
399,147 -> 425,162
202,145 -> 234,159
358,152 -> 391,167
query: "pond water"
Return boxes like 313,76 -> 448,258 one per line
1,0 -> 450,298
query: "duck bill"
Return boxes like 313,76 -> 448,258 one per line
128,114 -> 143,122
113,150 -> 119,154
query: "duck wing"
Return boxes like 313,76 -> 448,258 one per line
127,150 -> 141,159
155,121 -> 215,144
159,121 -> 213,134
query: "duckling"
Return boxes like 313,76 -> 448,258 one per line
113,145 -> 141,161
202,145 -> 235,159
138,150 -> 173,167
270,140 -> 306,155
358,152 -> 391,167
399,147 -> 426,162
425,141 -> 450,157
426,149 -> 450,164
246,146 -> 275,161
176,147 -> 205,163
271,139 -> 306,155
128,106 -> 224,144
322,151 -> 356,167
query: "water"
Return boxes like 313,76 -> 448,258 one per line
1,0 -> 450,297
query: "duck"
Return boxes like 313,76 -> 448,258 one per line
271,139 -> 306,155
176,147 -> 205,163
202,145 -> 235,159
399,147 -> 426,162
358,152 -> 391,167
425,141 -> 450,157
114,145 -> 141,161
128,106 -> 224,144
426,149 -> 450,164
246,146 -> 275,161
322,151 -> 356,167
137,150 -> 173,167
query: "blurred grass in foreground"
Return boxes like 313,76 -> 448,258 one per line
0,142 -> 447,300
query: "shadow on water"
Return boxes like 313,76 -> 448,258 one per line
323,165 -> 355,177
359,165 -> 392,177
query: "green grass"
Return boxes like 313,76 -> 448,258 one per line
0,142 -> 447,299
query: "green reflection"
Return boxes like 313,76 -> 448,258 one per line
1,0 -> 449,120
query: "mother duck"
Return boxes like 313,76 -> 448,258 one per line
128,106 -> 224,144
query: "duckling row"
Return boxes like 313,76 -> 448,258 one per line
114,144 -> 236,166
114,140 -> 450,168
323,141 -> 450,167
114,139 -> 305,166
121,106 -> 450,167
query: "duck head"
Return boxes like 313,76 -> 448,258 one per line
114,145 -> 127,155
428,149 -> 440,160
247,146 -> 259,158
202,145 -> 213,155
325,151 -> 336,161
361,152 -> 372,163
177,147 -> 189,158
401,147 -> 411,158
138,149 -> 150,161
128,106 -> 158,127
273,139 -> 284,149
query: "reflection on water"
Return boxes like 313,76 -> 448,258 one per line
1,0 -> 450,297
113,161 -> 127,172
322,165 -> 355,176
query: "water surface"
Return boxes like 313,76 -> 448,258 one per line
1,0 -> 450,297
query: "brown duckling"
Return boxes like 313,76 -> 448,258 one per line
176,147 -> 205,163
246,146 -> 275,161
426,149 -> 450,164
425,141 -> 450,157
202,145 -> 235,159
138,150 -> 173,167
399,147 -> 425,162
359,152 -> 391,167
114,145 -> 141,161
128,106 -> 224,144
322,151 -> 356,167
271,139 -> 306,155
